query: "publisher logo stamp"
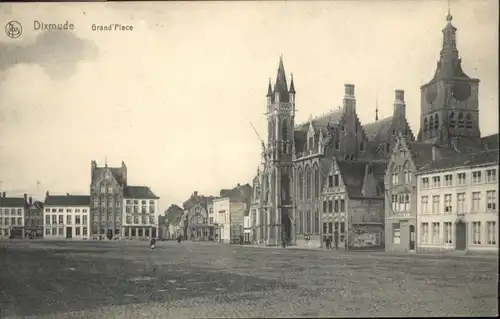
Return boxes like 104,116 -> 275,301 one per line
5,21 -> 22,39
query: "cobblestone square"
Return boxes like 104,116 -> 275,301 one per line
0,240 -> 497,318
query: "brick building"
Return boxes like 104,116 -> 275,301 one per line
0,192 -> 27,239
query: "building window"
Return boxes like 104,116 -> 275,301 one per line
392,167 -> 398,185
75,216 -> 81,225
52,228 -> 57,236
58,227 -> 63,236
340,199 -> 345,212
100,185 -> 105,193
444,222 -> 452,244
359,142 -> 364,152
83,227 -> 88,236
444,174 -> 453,186
107,200 -> 113,208
67,215 -> 72,225
334,200 -> 339,212
444,194 -> 452,213
126,215 -> 132,224
403,163 -> 411,183
472,192 -> 481,211
334,174 -> 339,187
404,194 -> 410,211
457,173 -> 466,185
45,215 -> 50,224
432,222 -> 440,244
432,195 -> 440,214
421,177 -> 429,189
421,196 -> 429,214
486,190 -> 496,211
323,201 -> 327,213
392,223 -> 401,244
134,216 -> 139,224
57,215 -> 63,224
472,221 -> 481,244
472,171 -> 482,183
328,200 -> 333,213
209,217 -> 213,224
391,194 -> 397,212
432,176 -> 441,188
314,166 -> 320,197
83,216 -> 88,225
487,221 -> 496,245
58,209 -> 63,213
456,193 -> 465,214
335,140 -> 340,150
107,186 -> 112,193
398,194 -> 404,212
486,169 -> 497,182
298,169 -> 304,199
421,222 -> 429,244
75,227 -> 81,236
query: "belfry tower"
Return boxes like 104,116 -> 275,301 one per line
264,56 -> 296,246
419,8 -> 481,144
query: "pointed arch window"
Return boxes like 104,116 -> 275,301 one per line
434,114 -> 439,131
391,165 -> 399,185
465,113 -> 473,129
313,165 -> 320,197
424,117 -> 429,133
308,136 -> 314,150
282,119 -> 288,140
449,112 -> 456,129
306,167 -> 312,199
457,112 -> 465,128
429,115 -> 434,135
298,168 -> 304,199
403,162 -> 412,183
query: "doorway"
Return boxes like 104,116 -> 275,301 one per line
455,221 -> 466,251
106,229 -> 113,240
282,211 -> 292,243
66,227 -> 72,239
409,225 -> 415,250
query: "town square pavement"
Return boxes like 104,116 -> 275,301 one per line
0,240 -> 497,318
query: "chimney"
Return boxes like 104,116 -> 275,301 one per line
67,193 -> 70,196
193,191 -> 198,197
393,89 -> 406,119
29,196 -> 33,205
431,144 -> 439,161
24,193 -> 27,202
46,191 -> 49,198
2,192 -> 5,198
343,83 -> 356,114
122,161 -> 128,186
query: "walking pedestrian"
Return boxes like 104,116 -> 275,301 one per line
150,237 -> 156,250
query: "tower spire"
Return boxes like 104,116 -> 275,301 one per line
289,73 -> 296,94
447,0 -> 452,22
273,55 -> 289,102
267,77 -> 272,97
375,92 -> 379,121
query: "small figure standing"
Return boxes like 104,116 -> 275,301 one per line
177,235 -> 182,244
150,237 -> 156,250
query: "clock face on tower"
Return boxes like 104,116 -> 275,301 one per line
426,84 -> 437,104
452,82 -> 471,102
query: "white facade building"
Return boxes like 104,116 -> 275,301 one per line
416,150 -> 498,254
0,193 -> 27,238
213,197 -> 231,243
43,193 -> 91,239
122,186 -> 160,239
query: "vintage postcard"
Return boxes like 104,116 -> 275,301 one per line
0,1 -> 498,318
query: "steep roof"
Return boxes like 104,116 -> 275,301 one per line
123,186 -> 159,199
407,142 -> 435,169
362,116 -> 394,143
482,133 -> 499,151
418,149 -> 499,174
45,195 -> 90,206
295,109 -> 343,133
337,160 -> 368,198
165,204 -> 185,224
220,184 -> 253,215
0,197 -> 27,208
92,166 -> 126,186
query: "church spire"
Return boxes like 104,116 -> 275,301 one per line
273,55 -> 289,103
266,77 -> 272,97
289,73 -> 296,94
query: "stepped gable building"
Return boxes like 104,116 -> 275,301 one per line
252,55 -> 414,246
182,191 -> 215,240
90,160 -> 127,238
385,11 -> 499,253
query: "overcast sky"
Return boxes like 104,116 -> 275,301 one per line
0,0 -> 498,209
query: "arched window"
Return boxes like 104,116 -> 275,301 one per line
429,115 -> 434,136
403,161 -> 411,183
434,114 -> 439,131
313,164 -> 320,198
308,136 -> 314,150
298,168 -> 304,199
449,112 -> 456,128
458,112 -> 465,128
391,164 -> 399,185
282,119 -> 288,140
306,166 -> 312,199
268,121 -> 273,141
424,117 -> 428,133
465,113 -> 473,129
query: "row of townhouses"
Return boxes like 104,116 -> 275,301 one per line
0,160 -> 160,240
246,11 -> 498,254
161,184 -> 253,244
